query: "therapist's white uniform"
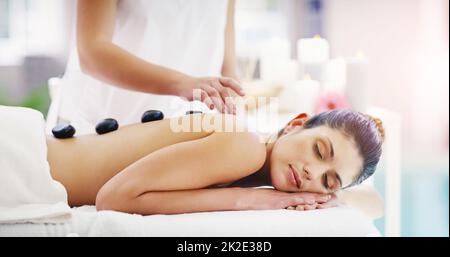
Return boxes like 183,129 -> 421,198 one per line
47,0 -> 229,134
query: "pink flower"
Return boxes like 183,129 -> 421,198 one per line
314,92 -> 351,114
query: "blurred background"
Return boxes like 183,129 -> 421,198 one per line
0,0 -> 448,236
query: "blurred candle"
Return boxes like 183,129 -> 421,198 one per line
345,51 -> 369,113
297,35 -> 330,63
324,58 -> 347,93
281,60 -> 299,85
297,35 -> 330,84
279,74 -> 321,114
260,38 -> 291,83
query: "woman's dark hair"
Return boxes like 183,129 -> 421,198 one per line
286,109 -> 385,187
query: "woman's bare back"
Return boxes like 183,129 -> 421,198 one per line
47,114 -> 218,206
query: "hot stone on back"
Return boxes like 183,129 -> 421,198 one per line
96,119 -> 119,135
141,110 -> 164,123
52,124 -> 76,139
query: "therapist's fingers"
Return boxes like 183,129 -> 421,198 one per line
224,88 -> 237,115
211,81 -> 234,114
200,90 -> 215,111
219,77 -> 245,96
222,88 -> 238,115
204,86 -> 225,113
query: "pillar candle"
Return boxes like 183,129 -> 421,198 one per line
279,75 -> 321,114
259,38 -> 291,83
297,35 -> 330,84
345,52 -> 369,113
297,35 -> 330,63
323,58 -> 347,93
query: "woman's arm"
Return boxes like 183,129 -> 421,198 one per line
95,130 -> 266,204
98,187 -> 247,215
95,128 -> 331,215
221,0 -> 239,82
97,187 -> 331,215
77,0 -> 187,95
95,130 -> 266,214
76,0 -> 244,113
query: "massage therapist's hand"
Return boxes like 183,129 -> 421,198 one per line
175,76 -> 246,114
235,188 -> 332,211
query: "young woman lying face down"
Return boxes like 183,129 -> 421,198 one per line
47,109 -> 384,215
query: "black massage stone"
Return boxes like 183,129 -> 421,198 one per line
96,118 -> 119,135
52,124 -> 76,139
186,111 -> 203,115
141,110 -> 164,123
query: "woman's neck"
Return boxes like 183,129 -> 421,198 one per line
260,132 -> 277,184
226,132 -> 277,188
263,132 -> 277,158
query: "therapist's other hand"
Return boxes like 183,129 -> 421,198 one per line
177,76 -> 246,114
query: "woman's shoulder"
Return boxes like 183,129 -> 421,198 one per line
202,129 -> 267,185
168,112 -> 267,167
164,113 -> 268,185
168,113 -> 249,134
209,121 -> 267,172
199,113 -> 264,142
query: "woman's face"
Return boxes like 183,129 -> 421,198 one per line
269,125 -> 363,194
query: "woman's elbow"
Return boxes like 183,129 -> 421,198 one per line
77,41 -> 106,76
95,186 -> 118,212
96,186 -> 161,215
78,47 -> 97,76
95,183 -> 132,212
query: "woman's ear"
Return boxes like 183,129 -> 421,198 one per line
281,113 -> 310,135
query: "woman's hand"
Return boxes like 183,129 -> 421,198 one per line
175,76 -> 246,114
236,188 -> 332,211
286,193 -> 339,211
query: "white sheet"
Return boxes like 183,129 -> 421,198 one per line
0,106 -> 71,224
0,206 -> 380,237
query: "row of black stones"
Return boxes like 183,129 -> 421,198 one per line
52,110 -> 203,139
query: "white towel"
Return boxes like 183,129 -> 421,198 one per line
0,105 -> 71,224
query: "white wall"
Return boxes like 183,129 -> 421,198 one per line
322,0 -> 449,162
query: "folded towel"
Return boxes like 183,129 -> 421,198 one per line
0,105 -> 71,224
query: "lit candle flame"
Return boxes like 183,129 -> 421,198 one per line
356,50 -> 365,59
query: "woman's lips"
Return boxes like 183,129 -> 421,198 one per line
288,164 -> 302,190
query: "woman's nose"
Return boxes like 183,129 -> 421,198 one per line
303,165 -> 326,181
303,166 -> 313,181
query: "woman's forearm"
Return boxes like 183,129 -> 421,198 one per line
221,0 -> 239,83
77,0 -> 189,95
79,42 -> 189,95
99,187 -> 248,215
97,186 -> 330,215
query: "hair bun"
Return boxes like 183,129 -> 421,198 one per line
366,115 -> 385,142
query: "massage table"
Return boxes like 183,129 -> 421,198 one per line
2,80 -> 401,237
0,205 -> 380,237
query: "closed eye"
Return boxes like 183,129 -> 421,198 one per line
314,142 -> 323,160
